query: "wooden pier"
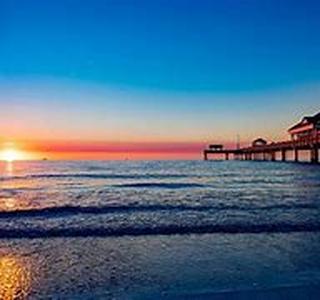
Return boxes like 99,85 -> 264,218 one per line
204,112 -> 320,163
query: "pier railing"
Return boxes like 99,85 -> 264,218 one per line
204,132 -> 320,163
241,132 -> 320,152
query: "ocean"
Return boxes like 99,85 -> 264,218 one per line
0,160 -> 320,299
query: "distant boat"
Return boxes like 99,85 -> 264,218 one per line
42,158 -> 48,161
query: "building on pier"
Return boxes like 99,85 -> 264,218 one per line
288,112 -> 320,141
208,144 -> 223,150
252,138 -> 267,147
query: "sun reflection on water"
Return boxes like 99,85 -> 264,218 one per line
0,255 -> 32,300
0,161 -> 37,212
5,161 -> 13,175
1,198 -> 17,210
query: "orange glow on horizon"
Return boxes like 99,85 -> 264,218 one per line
33,151 -> 200,160
0,149 -> 27,162
0,141 -> 39,161
0,140 -> 212,160
0,139 -> 251,160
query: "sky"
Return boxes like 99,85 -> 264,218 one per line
0,0 -> 320,160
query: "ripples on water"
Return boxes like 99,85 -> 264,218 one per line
0,160 -> 320,237
0,160 -> 320,298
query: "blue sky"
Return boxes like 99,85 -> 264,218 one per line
1,0 -> 320,91
0,0 -> 319,158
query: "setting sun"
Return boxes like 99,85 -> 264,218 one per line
0,149 -> 25,162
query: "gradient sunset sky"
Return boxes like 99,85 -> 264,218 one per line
0,0 -> 320,160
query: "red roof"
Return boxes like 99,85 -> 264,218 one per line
288,112 -> 320,132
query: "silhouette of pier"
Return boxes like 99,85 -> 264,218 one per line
204,112 -> 320,163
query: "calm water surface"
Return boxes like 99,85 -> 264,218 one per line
0,160 -> 320,298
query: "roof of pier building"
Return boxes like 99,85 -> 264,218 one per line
209,144 -> 223,150
252,138 -> 267,147
288,112 -> 320,134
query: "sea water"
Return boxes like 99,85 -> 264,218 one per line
0,160 -> 320,299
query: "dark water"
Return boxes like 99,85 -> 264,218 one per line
0,160 -> 320,298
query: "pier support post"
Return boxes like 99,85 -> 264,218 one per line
271,151 -> 276,161
294,148 -> 299,162
225,153 -> 229,160
204,151 -> 208,161
281,150 -> 286,162
311,147 -> 319,163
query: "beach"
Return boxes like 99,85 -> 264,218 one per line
1,233 -> 320,299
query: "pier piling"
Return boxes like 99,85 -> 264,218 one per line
281,150 -> 286,162
311,147 -> 319,163
294,149 -> 299,162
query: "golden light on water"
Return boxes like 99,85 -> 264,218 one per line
2,198 -> 16,210
0,196 -> 32,212
0,255 -> 32,300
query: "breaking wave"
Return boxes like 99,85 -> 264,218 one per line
112,182 -> 206,188
0,203 -> 316,218
0,222 -> 320,239
0,173 -> 191,181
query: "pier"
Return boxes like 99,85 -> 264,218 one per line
204,112 -> 320,163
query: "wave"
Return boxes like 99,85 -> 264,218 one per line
0,203 -> 316,218
0,222 -> 320,239
113,183 -> 206,188
0,173 -> 190,181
